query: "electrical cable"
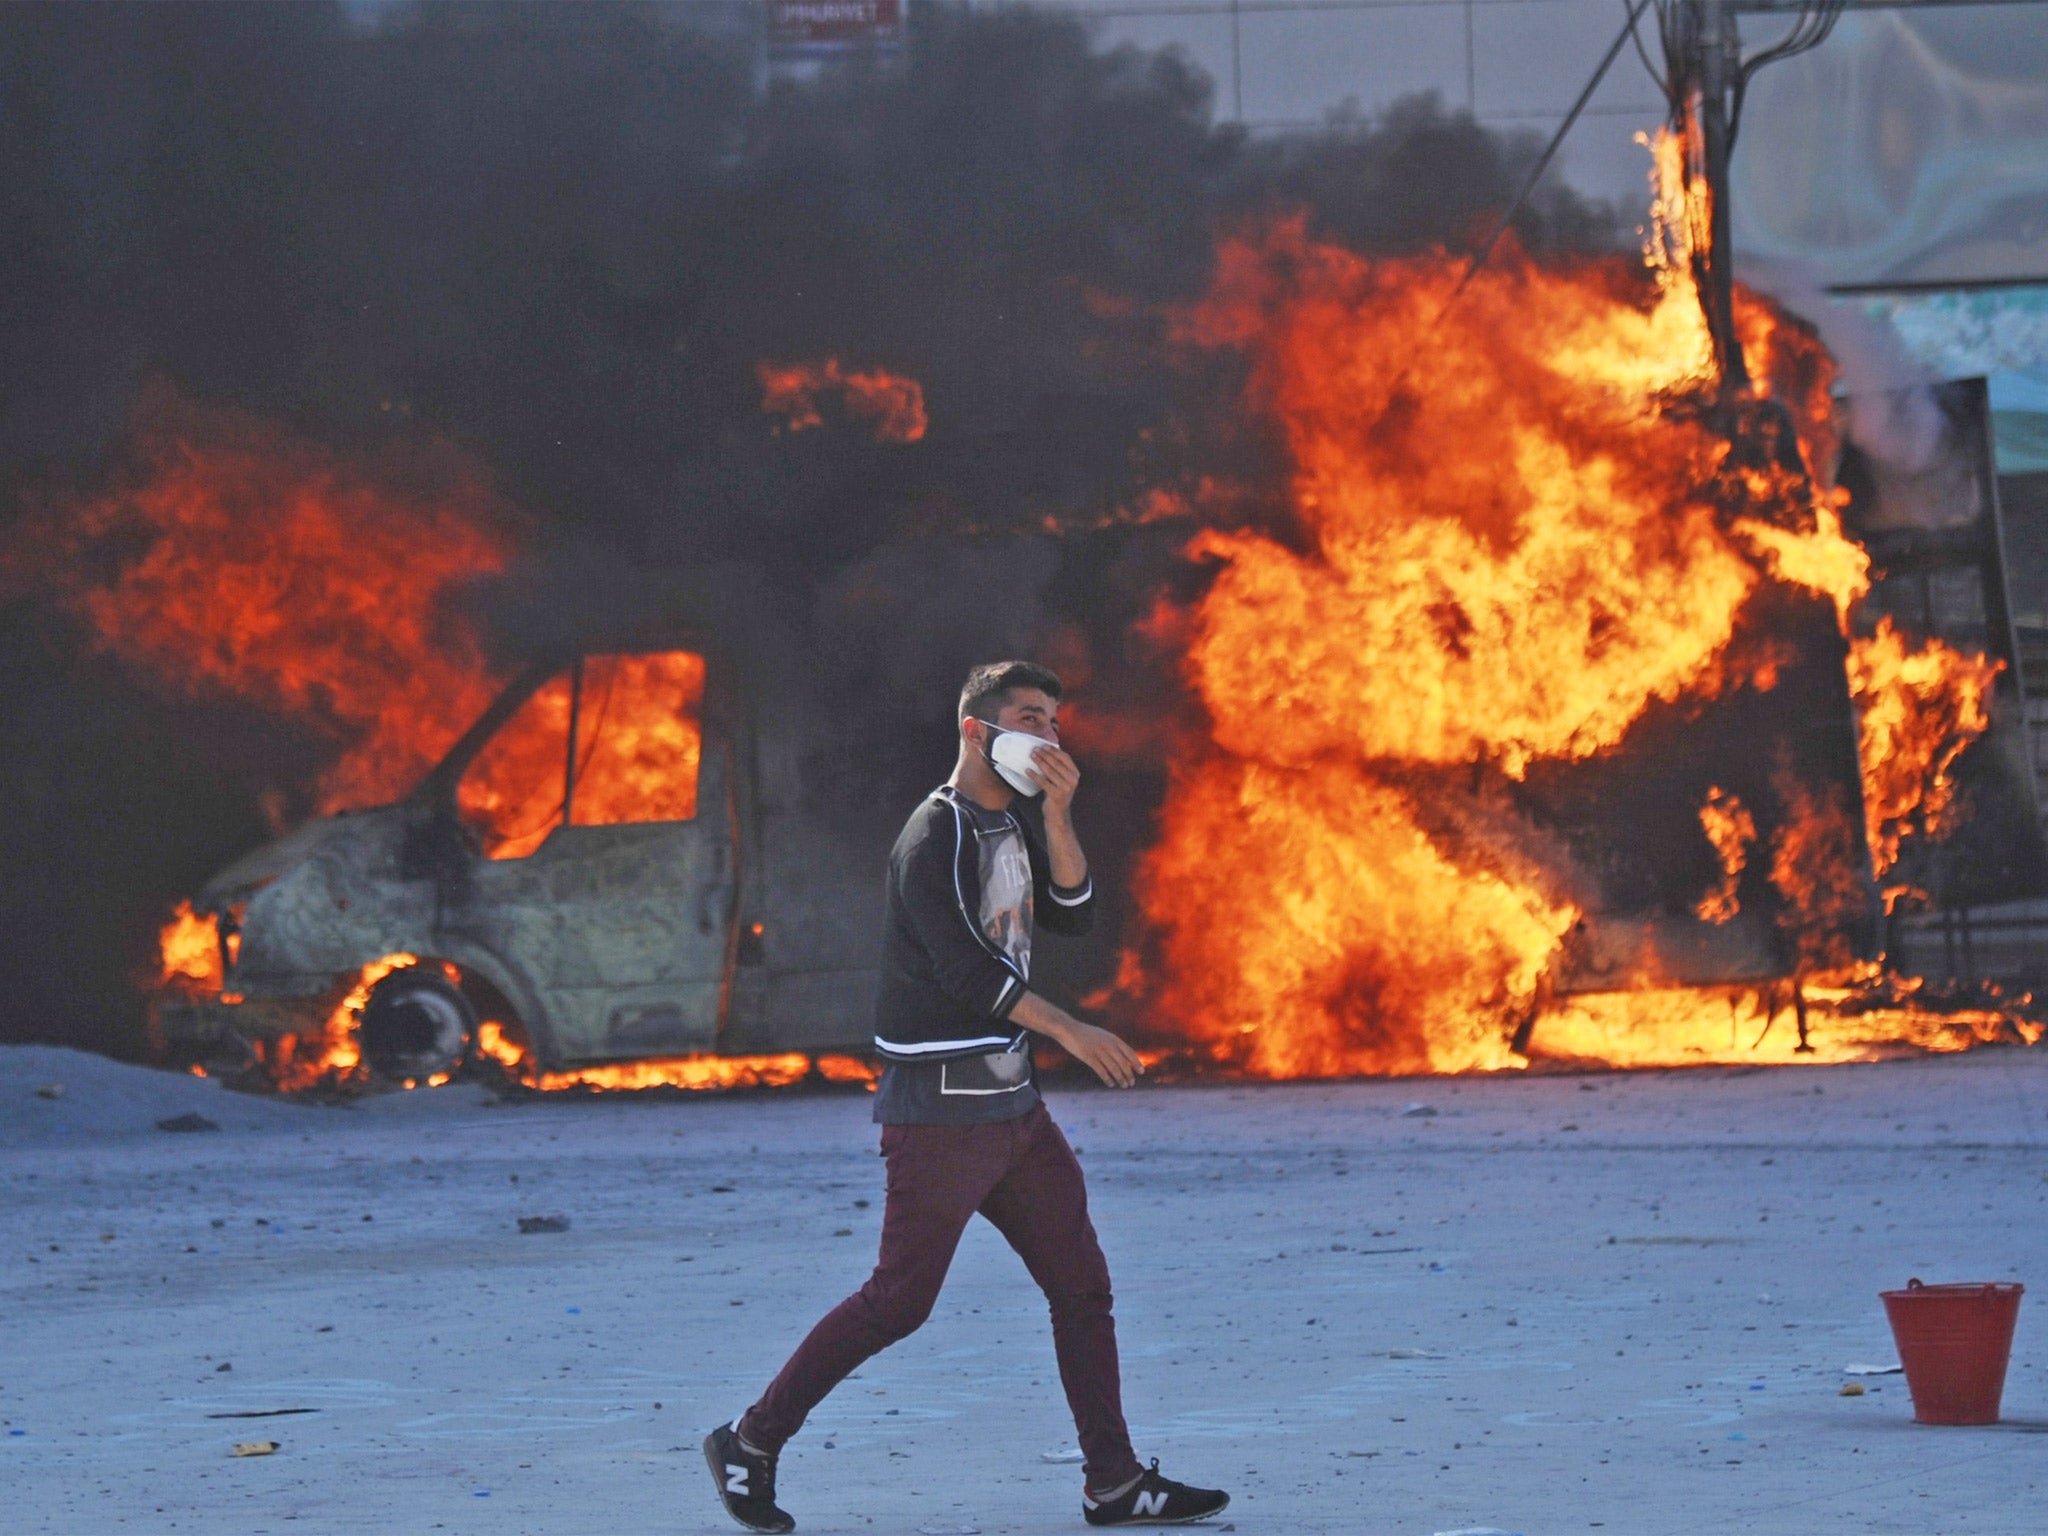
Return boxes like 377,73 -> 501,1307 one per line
1728,0 -> 1844,146
1626,0 -> 1674,110
1442,0 -> 1659,308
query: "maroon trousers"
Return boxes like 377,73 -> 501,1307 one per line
739,1102 -> 1143,1490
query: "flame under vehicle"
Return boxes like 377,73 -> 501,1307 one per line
155,578 -> 924,1086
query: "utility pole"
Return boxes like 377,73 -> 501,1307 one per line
1665,0 -> 1752,397
1657,0 -> 1856,400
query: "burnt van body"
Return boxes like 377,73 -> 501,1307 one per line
155,572 -> 950,1081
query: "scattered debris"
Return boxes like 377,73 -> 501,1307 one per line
1400,1103 -> 1438,1118
1433,1529 -> 1524,1536
1040,1447 -> 1085,1464
915,1526 -> 980,1535
1839,1382 -> 1866,1397
230,1441 -> 279,1457
1843,1362 -> 1903,1375
1612,1236 -> 1743,1247
1388,1348 -> 1445,1360
207,1409 -> 319,1420
517,1214 -> 570,1234
215,1362 -> 233,1373
156,1112 -> 220,1133
35,1082 -> 64,1100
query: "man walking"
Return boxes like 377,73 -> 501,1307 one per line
706,661 -> 1229,1531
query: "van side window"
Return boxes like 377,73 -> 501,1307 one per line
454,651 -> 705,858
571,651 -> 705,826
457,671 -> 571,860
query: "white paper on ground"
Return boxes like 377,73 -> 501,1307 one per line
1843,1362 -> 1904,1375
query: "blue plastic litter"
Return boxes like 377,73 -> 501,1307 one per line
8,1429 -> 25,1437
473,1490 -> 491,1497
1727,1433 -> 1746,1442
565,1306 -> 581,1315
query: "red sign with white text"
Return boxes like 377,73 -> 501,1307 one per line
767,0 -> 905,51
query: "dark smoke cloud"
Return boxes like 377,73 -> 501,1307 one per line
0,0 -> 1618,1055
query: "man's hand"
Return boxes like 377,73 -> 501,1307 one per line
1058,1019 -> 1144,1088
1010,991 -> 1143,1088
1026,742 -> 1089,889
1025,742 -> 1081,819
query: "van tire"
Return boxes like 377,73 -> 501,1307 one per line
359,968 -> 474,1082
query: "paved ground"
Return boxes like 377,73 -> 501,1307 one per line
5,1043 -> 2048,1536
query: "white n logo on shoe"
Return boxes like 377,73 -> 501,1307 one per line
1133,1489 -> 1168,1516
725,1464 -> 750,1495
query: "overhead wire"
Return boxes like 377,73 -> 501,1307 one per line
1640,0 -> 1846,141
1441,0 -> 1659,308
1727,0 -> 1844,145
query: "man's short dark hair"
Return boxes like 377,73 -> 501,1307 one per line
959,660 -> 1062,722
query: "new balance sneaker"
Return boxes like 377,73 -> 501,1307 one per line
1082,1460 -> 1230,1526
704,1420 -> 795,1534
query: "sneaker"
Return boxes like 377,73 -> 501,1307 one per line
1082,1460 -> 1230,1526
704,1420 -> 795,1534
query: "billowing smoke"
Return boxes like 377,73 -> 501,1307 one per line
0,0 -> 1615,1056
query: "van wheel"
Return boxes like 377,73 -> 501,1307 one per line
359,968 -> 474,1081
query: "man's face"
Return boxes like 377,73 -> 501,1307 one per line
976,687 -> 1059,746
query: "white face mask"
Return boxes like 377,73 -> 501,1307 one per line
981,723 -> 1049,797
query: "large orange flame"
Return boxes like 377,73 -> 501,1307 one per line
1121,133 -> 2017,1077
24,398 -> 517,814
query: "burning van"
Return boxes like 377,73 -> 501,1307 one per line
154,575 -> 927,1090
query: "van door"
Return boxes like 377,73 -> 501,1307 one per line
445,650 -> 737,1062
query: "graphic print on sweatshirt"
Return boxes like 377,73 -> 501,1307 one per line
936,805 -> 1036,1099
978,813 -> 1035,979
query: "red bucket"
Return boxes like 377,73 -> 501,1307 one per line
1879,1279 -> 2024,1425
